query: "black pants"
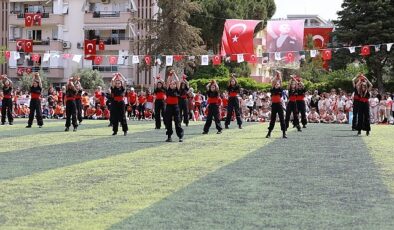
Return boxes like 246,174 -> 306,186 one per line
269,103 -> 285,131
179,98 -> 189,125
204,104 -> 223,133
75,99 -> 83,123
296,100 -> 307,126
352,100 -> 359,129
154,99 -> 165,129
111,101 -> 128,133
357,102 -> 371,132
285,101 -> 299,129
1,98 -> 13,123
65,100 -> 78,128
225,97 -> 242,126
165,104 -> 184,138
138,104 -> 145,120
28,99 -> 43,126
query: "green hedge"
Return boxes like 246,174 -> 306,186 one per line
189,77 -> 356,93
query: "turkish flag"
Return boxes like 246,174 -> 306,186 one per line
245,53 -> 257,64
31,54 -> 41,62
24,40 -> 33,53
17,67 -> 25,76
94,56 -> 103,65
221,19 -> 261,56
5,51 -> 11,59
16,39 -> 26,52
174,55 -> 183,62
322,49 -> 332,61
213,55 -> 222,65
25,67 -> 32,74
33,13 -> 42,26
144,55 -> 152,65
109,56 -> 118,65
304,28 -> 334,49
99,41 -> 105,51
84,40 -> 96,60
361,45 -> 370,56
25,13 -> 34,27
286,52 -> 295,63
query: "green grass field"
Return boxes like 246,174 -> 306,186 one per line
0,119 -> 393,229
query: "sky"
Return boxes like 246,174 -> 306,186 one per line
272,0 -> 344,20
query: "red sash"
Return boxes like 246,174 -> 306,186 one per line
113,96 -> 124,102
271,95 -> 281,103
155,92 -> 166,100
207,97 -> 219,104
31,92 -> 41,99
166,96 -> 179,105
229,92 -> 238,97
289,95 -> 297,102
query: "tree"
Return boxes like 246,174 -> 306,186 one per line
334,0 -> 394,92
0,46 -> 6,65
73,69 -> 104,90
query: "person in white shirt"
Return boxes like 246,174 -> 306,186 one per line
379,95 -> 387,123
337,109 -> 348,124
369,94 -> 379,124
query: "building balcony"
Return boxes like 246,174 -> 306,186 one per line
9,13 -> 64,26
8,40 -> 64,52
84,11 -> 133,24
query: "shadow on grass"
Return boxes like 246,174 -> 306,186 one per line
110,125 -> 394,229
0,124 -> 203,180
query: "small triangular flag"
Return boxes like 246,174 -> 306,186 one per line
201,55 -> 209,66
43,53 -> 51,62
274,52 -> 281,61
310,50 -> 317,58
237,54 -> 244,63
166,55 -> 173,66
374,45 -> 381,52
72,55 -> 82,63
348,47 -> 356,53
132,55 -> 140,64
387,43 -> 393,52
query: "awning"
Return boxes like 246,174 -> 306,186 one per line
83,24 -> 127,30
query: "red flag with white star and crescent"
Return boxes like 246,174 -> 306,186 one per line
221,19 -> 261,56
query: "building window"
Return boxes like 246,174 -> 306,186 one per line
27,30 -> 42,41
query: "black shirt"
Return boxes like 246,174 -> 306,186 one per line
227,85 -> 240,94
206,90 -> 219,98
166,88 -> 180,97
30,86 -> 42,94
66,88 -> 77,97
270,87 -> 283,96
3,86 -> 12,96
111,86 -> 125,97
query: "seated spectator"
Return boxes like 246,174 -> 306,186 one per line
307,107 -> 320,123
336,109 -> 348,124
54,102 -> 64,119
103,106 -> 110,120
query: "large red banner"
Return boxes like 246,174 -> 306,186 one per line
221,19 -> 261,56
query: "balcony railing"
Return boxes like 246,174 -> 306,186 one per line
93,66 -> 119,72
15,12 -> 50,19
87,37 -> 130,45
92,11 -> 121,18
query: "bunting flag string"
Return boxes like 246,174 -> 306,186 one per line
1,42 -> 393,68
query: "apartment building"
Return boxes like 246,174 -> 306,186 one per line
0,0 -> 8,75
7,0 -> 157,85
